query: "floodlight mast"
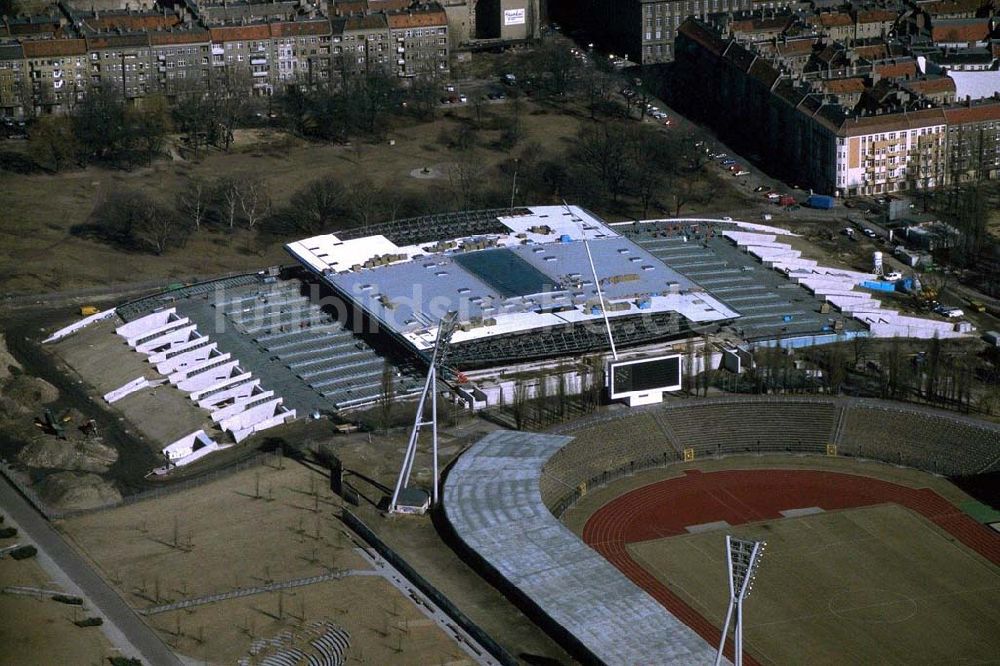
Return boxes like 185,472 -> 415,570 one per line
715,535 -> 765,666
563,201 -> 618,361
388,312 -> 458,513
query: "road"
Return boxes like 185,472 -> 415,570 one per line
0,477 -> 182,666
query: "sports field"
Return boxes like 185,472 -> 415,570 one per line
630,505 -> 1000,665
582,467 -> 1000,665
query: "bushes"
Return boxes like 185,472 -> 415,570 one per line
80,190 -> 187,255
10,545 -> 37,560
52,593 -> 84,605
74,616 -> 103,627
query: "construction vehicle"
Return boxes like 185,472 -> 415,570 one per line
966,298 -> 985,313
80,305 -> 99,316
34,408 -> 67,439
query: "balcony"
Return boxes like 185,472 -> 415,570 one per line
251,58 -> 267,65
252,70 -> 269,77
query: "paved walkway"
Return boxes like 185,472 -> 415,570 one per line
0,477 -> 182,666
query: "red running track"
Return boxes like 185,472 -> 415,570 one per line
582,469 -> 1000,665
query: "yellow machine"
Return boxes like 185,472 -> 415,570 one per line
80,305 -> 99,316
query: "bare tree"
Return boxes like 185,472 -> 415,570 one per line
134,202 -> 183,255
208,65 -> 252,151
28,116 -> 79,172
177,177 -> 210,231
629,127 -> 669,218
574,123 -> 631,203
93,189 -> 183,254
287,175 -> 348,233
511,380 -> 528,430
214,176 -> 242,229
448,154 -> 486,209
237,175 -> 272,230
379,360 -> 395,433
348,178 -> 386,230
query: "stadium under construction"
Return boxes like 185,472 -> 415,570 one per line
41,205 -> 975,469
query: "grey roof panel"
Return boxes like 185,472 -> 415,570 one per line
444,430 -> 722,666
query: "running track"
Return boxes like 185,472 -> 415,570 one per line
582,469 -> 1000,664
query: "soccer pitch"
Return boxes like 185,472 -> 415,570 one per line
628,504 -> 1000,665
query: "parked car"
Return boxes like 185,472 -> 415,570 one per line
754,185 -> 768,192
734,170 -> 750,177
721,159 -> 736,166
934,304 -> 964,318
862,228 -> 877,238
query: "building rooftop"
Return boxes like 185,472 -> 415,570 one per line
286,206 -> 738,359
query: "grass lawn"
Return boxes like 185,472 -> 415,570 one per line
628,503 -> 1000,665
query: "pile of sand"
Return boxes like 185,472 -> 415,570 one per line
36,472 -> 122,512
0,333 -> 22,380
0,375 -> 59,414
18,437 -> 118,473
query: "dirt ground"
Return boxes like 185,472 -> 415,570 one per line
630,505 -> 1000,665
58,450 -> 507,664
0,547 -> 115,666
62,460 -> 370,607
50,316 -> 212,450
149,576 -> 474,665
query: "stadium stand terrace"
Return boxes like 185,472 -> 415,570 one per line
445,399 -> 999,664
115,272 -> 420,414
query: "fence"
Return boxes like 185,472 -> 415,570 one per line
139,570 -> 349,616
341,510 -> 517,666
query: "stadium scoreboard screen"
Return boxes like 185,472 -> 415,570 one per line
609,355 -> 682,399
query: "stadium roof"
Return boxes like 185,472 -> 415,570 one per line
286,206 -> 739,358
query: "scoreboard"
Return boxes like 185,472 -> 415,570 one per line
609,354 -> 682,402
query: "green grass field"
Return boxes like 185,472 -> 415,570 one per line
628,504 -> 1000,665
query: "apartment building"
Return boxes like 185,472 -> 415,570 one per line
85,33 -> 155,100
0,44 -> 26,116
944,100 -> 1000,183
333,14 -> 390,75
149,29 -> 211,96
387,4 -> 448,77
551,0 -> 792,64
673,17 -> 1000,196
0,0 -> 451,116
271,19 -> 333,85
835,112 -> 948,194
22,38 -> 89,114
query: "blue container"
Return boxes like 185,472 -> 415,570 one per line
806,194 -> 835,209
782,315 -> 793,322
860,280 -> 895,292
560,234 -> 573,243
